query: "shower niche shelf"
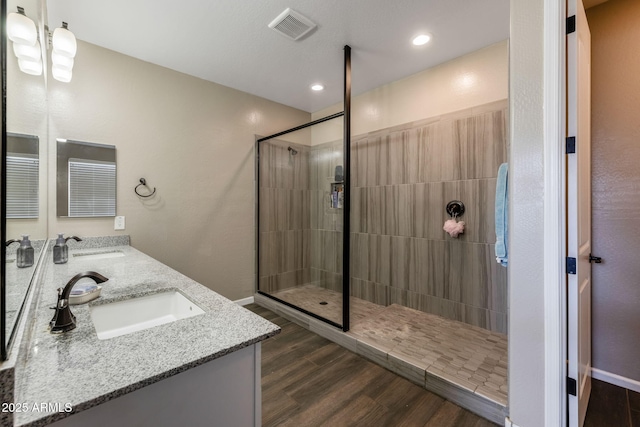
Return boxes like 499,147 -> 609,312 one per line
329,182 -> 344,210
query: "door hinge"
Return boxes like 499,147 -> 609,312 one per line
567,15 -> 576,34
566,137 -> 576,154
566,257 -> 577,275
567,377 -> 577,396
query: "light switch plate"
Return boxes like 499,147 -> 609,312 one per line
114,216 -> 125,230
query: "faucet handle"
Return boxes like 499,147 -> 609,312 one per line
56,287 -> 67,308
50,271 -> 108,334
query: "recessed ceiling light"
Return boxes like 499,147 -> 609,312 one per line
412,34 -> 432,46
311,84 -> 324,91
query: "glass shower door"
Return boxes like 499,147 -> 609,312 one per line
257,114 -> 347,329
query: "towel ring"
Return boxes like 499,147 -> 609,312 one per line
446,200 -> 465,218
135,178 -> 156,198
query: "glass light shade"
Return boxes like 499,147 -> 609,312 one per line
13,41 -> 41,62
52,65 -> 73,83
7,12 -> 38,46
18,58 -> 43,76
51,51 -> 74,70
52,26 -> 77,58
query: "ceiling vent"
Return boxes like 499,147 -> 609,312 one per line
268,8 -> 317,41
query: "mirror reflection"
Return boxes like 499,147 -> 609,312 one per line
4,0 -> 48,354
6,133 -> 39,219
56,139 -> 116,218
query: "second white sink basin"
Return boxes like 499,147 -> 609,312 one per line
90,291 -> 205,340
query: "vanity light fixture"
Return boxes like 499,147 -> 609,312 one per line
412,34 -> 432,46
311,83 -> 324,91
51,51 -> 74,70
7,7 -> 37,45
17,58 -> 43,76
52,67 -> 73,83
52,22 -> 77,58
7,7 -> 42,76
51,22 -> 77,82
13,41 -> 41,62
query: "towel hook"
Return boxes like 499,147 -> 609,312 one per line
135,178 -> 156,198
446,200 -> 465,218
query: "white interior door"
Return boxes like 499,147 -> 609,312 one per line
567,0 -> 592,426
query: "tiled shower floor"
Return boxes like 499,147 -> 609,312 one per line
268,284 -> 508,418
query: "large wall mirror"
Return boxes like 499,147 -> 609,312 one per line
5,133 -> 45,353
2,0 -> 48,359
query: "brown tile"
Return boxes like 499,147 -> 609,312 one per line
305,342 -> 349,367
390,236 -> 411,290
629,389 -> 640,411
585,379 -> 631,427
262,386 -> 300,427
423,400 -> 464,427
321,395 -> 389,427
254,300 -> 504,426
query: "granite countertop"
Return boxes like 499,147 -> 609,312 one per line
14,239 -> 279,427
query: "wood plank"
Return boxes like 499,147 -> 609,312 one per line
585,379 -> 631,427
252,304 -> 500,427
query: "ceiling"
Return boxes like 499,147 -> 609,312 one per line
47,0 -> 509,113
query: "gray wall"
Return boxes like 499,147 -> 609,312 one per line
264,101 -> 510,332
349,100 -> 508,333
588,0 -> 640,383
258,135 -> 346,294
45,40 -> 310,301
309,140 -> 345,293
258,140 -> 311,293
508,0 -> 546,424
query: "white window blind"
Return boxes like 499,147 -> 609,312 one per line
68,159 -> 116,217
6,154 -> 39,219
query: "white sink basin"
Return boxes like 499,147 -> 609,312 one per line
74,250 -> 125,260
90,291 -> 205,340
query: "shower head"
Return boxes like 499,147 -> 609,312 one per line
288,146 -> 298,155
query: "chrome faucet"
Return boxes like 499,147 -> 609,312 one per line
50,271 -> 109,334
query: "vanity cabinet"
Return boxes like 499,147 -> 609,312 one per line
49,344 -> 261,427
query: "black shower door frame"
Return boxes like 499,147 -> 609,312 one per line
255,46 -> 351,332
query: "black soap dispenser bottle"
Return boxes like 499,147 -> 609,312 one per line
53,234 -> 82,264
16,235 -> 35,268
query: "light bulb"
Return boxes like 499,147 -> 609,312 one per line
52,24 -> 77,58
13,40 -> 41,61
311,84 -> 324,91
18,58 -> 42,76
7,9 -> 38,46
52,65 -> 73,83
412,34 -> 432,46
52,51 -> 74,70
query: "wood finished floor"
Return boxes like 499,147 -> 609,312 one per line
245,304 -> 499,427
585,379 -> 640,427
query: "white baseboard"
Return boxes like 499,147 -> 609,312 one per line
592,368 -> 640,393
234,296 -> 255,306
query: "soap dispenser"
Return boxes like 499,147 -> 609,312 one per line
14,235 -> 34,268
53,234 -> 82,264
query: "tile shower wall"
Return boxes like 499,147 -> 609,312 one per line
260,100 -> 508,333
349,100 -> 508,333
309,141 -> 345,293
259,140 -> 312,293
